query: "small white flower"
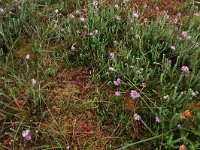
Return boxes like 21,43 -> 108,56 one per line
177,13 -> 181,17
163,95 -> 169,100
170,46 -> 176,51
190,89 -> 196,97
25,53 -> 30,60
109,67 -> 115,71
109,52 -> 115,60
115,15 -> 121,21
54,9 -> 59,14
177,124 -> 182,128
53,20 -> 58,28
123,0 -> 129,3
114,4 -> 119,9
194,42 -> 199,48
156,7 -> 159,11
93,30 -> 98,35
88,32 -> 94,36
71,43 -> 76,51
186,35 -> 191,40
80,16 -> 85,22
68,14 -> 75,19
191,91 -> 196,97
61,28 -> 65,32
139,68 -> 144,72
134,114 -> 141,121
88,30 -> 98,36
31,79 -> 37,86
66,145 -> 70,150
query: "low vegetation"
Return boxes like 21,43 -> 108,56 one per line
0,0 -> 199,149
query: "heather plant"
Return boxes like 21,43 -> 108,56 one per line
0,0 -> 199,149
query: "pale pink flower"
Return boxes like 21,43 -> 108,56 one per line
115,15 -> 121,21
93,0 -> 99,6
186,35 -> 191,40
143,4 -> 147,9
135,34 -> 140,39
31,78 -> 37,86
80,16 -> 85,22
168,59 -> 172,65
181,31 -> 188,38
177,37 -> 182,41
177,124 -> 182,128
70,43 -> 76,51
155,117 -> 160,123
140,83 -> 146,90
133,13 -> 139,18
115,91 -> 120,96
130,90 -> 140,99
22,130 -> 31,140
181,66 -> 189,73
198,26 -> 200,30
193,13 -> 200,16
114,78 -> 121,86
156,7 -> 159,11
66,145 -> 70,150
25,53 -> 30,60
0,8 -> 4,15
109,52 -> 115,60
134,114 -> 141,121
177,13 -> 181,17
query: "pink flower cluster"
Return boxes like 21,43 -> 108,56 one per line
181,31 -> 191,40
113,78 -> 141,100
115,91 -> 120,96
130,90 -> 140,99
114,78 -> 121,96
181,66 -> 189,73
22,129 -> 31,140
114,78 -> 121,86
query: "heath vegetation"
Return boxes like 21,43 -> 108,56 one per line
0,0 -> 199,149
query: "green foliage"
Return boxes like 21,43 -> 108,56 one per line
0,0 -> 199,149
